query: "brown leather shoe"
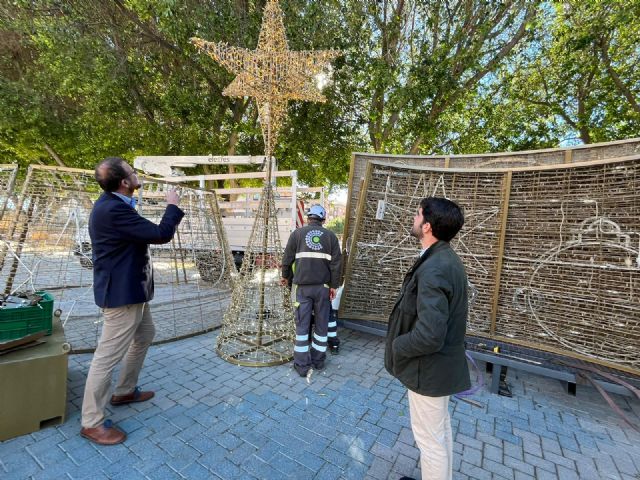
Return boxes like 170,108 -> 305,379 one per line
110,386 -> 154,406
80,422 -> 126,445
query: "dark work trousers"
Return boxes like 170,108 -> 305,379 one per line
328,309 -> 340,350
311,307 -> 340,351
293,284 -> 330,371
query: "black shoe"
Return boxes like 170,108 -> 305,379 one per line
329,344 -> 339,355
398,477 -> 416,480
313,361 -> 325,371
498,380 -> 513,397
294,365 -> 309,377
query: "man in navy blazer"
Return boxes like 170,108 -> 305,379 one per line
80,157 -> 184,445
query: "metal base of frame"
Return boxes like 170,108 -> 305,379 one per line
216,330 -> 293,367
338,318 -> 639,397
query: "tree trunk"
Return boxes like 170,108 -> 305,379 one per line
599,40 -> 640,115
44,144 -> 66,167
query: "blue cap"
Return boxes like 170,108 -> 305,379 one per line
307,204 -> 326,220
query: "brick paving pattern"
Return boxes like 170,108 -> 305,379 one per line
1,329 -> 639,479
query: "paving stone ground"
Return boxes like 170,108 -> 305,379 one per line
2,328 -> 639,480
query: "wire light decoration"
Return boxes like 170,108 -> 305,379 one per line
344,140 -> 640,254
340,157 -> 640,374
341,167 -> 505,333
191,0 -> 339,159
191,0 -> 340,366
0,164 -> 18,225
0,164 -> 19,295
0,165 -> 233,352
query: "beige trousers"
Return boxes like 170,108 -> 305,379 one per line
407,390 -> 453,480
81,303 -> 155,428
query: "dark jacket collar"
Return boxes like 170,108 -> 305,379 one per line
408,240 -> 449,276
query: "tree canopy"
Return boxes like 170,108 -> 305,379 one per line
1,0 -> 638,187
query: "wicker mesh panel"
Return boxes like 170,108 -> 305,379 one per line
341,163 -> 505,334
345,155 -> 444,251
448,151 -> 564,169
571,141 -> 640,162
346,138 -> 640,249
0,166 -> 233,352
496,162 -> 640,369
342,157 -> 640,373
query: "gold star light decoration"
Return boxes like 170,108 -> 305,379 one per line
191,0 -> 340,163
191,0 -> 340,367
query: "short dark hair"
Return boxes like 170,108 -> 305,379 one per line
419,197 -> 464,242
95,157 -> 129,192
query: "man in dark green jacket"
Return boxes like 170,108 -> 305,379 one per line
385,197 -> 470,480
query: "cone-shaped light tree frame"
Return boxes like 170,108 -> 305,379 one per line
192,0 -> 340,366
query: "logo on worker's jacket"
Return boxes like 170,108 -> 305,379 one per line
305,230 -> 324,250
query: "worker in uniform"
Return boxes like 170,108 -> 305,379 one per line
281,204 -> 342,376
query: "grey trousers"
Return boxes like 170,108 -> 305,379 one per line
81,303 -> 155,428
293,284 -> 330,370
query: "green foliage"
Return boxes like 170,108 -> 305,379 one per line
0,0 -> 361,183
0,0 -> 639,185
472,0 -> 640,147
325,216 -> 344,236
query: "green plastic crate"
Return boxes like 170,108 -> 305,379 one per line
0,292 -> 54,341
